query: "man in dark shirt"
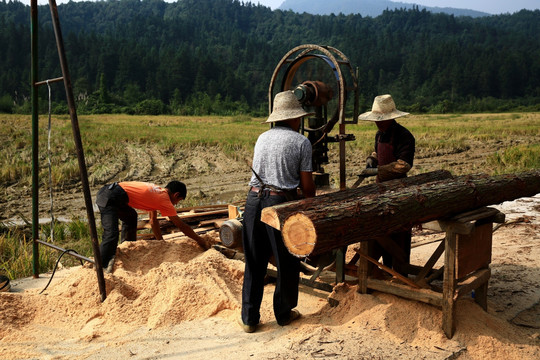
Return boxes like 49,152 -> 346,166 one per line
358,94 -> 416,276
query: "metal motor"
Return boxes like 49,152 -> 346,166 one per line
219,218 -> 243,249
268,44 -> 359,190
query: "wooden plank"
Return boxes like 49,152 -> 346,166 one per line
412,236 -> 444,249
455,268 -> 491,301
452,207 -> 500,223
175,203 -> 235,213
415,239 -> 445,287
137,209 -> 231,230
178,209 -> 229,219
354,249 -> 420,289
423,207 -> 504,235
456,223 -> 492,278
366,278 -> 443,307
424,220 -> 474,235
198,217 -> 227,228
228,204 -> 240,219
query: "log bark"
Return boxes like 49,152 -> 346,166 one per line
261,170 -> 454,230
280,170 -> 540,257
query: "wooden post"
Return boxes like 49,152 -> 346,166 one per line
357,241 -> 369,294
442,231 -> 457,338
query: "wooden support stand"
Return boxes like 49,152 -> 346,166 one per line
356,206 -> 505,338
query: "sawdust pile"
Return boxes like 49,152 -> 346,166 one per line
0,235 -> 244,337
1,222 -> 539,359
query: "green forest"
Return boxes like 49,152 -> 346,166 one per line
1,0 -> 539,115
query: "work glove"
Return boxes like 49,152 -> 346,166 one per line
366,152 -> 378,168
377,159 -> 411,182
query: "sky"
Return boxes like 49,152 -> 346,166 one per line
19,0 -> 540,15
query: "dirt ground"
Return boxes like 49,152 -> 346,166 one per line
0,195 -> 539,359
1,140 -> 539,359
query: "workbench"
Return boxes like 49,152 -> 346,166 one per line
354,206 -> 505,338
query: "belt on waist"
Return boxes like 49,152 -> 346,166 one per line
250,186 -> 285,196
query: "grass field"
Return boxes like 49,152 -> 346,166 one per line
0,112 -> 539,279
1,112 -> 538,188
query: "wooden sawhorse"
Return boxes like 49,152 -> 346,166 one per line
354,207 -> 505,338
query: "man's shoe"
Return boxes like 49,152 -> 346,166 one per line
279,309 -> 301,326
238,316 -> 257,333
105,256 -> 115,274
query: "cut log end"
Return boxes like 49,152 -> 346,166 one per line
261,207 -> 281,230
282,213 -> 316,257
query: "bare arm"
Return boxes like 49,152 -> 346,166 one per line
168,215 -> 209,250
300,171 -> 316,198
149,210 -> 163,240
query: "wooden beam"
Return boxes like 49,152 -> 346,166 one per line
366,278 -> 443,307
455,268 -> 491,300
415,240 -> 445,287
354,249 -> 420,289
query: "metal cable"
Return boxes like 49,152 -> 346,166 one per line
39,249 -> 83,294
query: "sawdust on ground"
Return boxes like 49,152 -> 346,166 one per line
1,196 -> 539,360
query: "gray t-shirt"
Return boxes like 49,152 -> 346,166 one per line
249,126 -> 313,190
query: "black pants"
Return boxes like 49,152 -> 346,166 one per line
372,230 -> 412,276
96,183 -> 137,267
241,190 -> 300,326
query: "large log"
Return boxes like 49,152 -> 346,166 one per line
280,170 -> 540,257
261,170 -> 454,230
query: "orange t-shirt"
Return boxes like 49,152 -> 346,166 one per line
118,182 -> 177,217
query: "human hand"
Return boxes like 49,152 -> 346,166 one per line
366,155 -> 378,168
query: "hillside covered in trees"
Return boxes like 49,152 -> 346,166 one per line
279,0 -> 489,17
1,0 -> 539,115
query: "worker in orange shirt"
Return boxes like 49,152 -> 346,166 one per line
96,181 -> 207,272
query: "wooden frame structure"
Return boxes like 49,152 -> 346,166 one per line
354,207 -> 505,338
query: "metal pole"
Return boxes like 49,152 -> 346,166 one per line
48,0 -> 106,301
30,0 -> 39,278
36,240 -> 95,264
339,122 -> 346,190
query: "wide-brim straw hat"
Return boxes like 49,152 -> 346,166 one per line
265,90 -> 315,123
358,94 -> 409,121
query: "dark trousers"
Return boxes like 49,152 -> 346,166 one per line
96,183 -> 138,267
372,230 -> 412,276
241,191 -> 300,326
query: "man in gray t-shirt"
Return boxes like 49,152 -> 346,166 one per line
240,91 -> 316,333
249,126 -> 313,191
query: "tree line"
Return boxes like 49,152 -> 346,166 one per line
1,0 -> 539,115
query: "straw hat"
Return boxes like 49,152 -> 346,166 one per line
265,91 -> 315,123
358,94 -> 409,121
